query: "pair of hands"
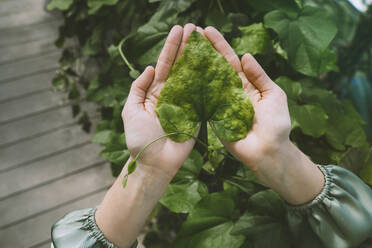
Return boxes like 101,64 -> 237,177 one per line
123,24 -> 290,177
122,24 -> 324,205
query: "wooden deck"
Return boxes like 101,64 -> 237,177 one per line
0,1 -> 115,247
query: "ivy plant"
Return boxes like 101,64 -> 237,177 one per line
49,0 -> 372,246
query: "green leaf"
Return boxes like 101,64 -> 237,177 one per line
249,0 -> 299,16
161,149 -> 207,213
289,104 -> 328,138
264,6 -> 337,76
247,190 -> 286,218
205,9 -> 233,34
47,0 -> 73,11
174,192 -> 245,248
232,23 -> 271,56
360,149 -> 372,185
174,149 -> 204,181
87,0 -> 119,15
127,160 -> 137,174
232,212 -> 291,248
91,130 -> 114,145
100,150 -> 130,164
319,48 -> 339,74
132,0 -> 197,65
160,180 -> 208,213
156,32 -> 254,142
275,76 -> 302,100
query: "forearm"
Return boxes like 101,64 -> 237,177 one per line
253,141 -> 325,205
95,158 -> 172,248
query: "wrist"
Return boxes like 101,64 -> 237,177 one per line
253,140 -> 325,205
95,158 -> 172,248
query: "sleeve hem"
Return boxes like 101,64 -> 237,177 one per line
284,164 -> 333,213
84,207 -> 118,248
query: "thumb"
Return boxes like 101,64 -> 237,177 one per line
126,66 -> 155,106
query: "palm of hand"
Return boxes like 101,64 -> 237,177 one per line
202,27 -> 291,171
122,25 -> 197,176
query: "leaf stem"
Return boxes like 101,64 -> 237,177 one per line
122,131 -> 237,187
118,32 -> 137,72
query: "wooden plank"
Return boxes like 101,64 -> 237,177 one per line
0,36 -> 57,64
0,19 -> 61,48
0,0 -> 47,16
0,89 -> 66,124
0,51 -> 60,83
0,188 -> 108,248
0,0 -> 55,29
0,70 -> 54,102
0,102 -> 97,146
0,142 -> 104,199
0,162 -> 114,228
0,124 -> 92,172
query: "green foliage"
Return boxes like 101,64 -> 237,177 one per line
232,23 -> 271,55
156,32 -> 254,142
49,0 -> 372,246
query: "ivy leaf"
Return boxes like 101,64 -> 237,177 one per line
156,32 -> 254,142
205,9 -> 233,34
160,180 -> 208,213
100,150 -> 130,165
87,0 -> 119,15
249,0 -> 300,15
232,212 -> 291,248
319,48 -> 339,74
47,0 -> 73,11
264,6 -> 337,76
289,104 -> 328,138
232,23 -> 271,56
275,76 -> 302,100
173,149 -> 204,181
91,130 -> 114,145
132,0 -> 197,65
161,150 -> 207,213
174,192 -> 245,248
360,148 -> 372,186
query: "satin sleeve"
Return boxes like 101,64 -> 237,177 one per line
285,165 -> 372,248
51,207 -> 138,248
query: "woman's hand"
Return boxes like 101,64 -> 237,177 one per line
203,26 -> 325,205
122,24 -> 199,179
95,24 -> 202,248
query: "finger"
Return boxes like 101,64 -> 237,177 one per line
196,26 -> 204,35
175,23 -> 196,59
154,25 -> 183,83
204,26 -> 242,73
239,72 -> 262,103
241,53 -> 276,93
126,66 -> 155,107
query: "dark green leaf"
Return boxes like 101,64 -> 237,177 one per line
87,0 -> 119,15
91,130 -> 114,145
160,180 -> 208,213
47,0 -> 73,11
290,104 -> 328,138
174,192 -> 245,248
275,76 -> 302,100
232,23 -> 271,55
264,6 -> 337,76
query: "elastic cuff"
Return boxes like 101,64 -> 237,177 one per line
83,207 -> 118,248
284,164 -> 333,213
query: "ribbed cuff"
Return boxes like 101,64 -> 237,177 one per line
83,207 -> 118,248
284,164 -> 333,213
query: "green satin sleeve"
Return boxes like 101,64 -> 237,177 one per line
285,165 -> 372,248
51,207 -> 138,248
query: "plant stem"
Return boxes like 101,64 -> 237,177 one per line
118,32 -> 137,72
195,121 -> 208,158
